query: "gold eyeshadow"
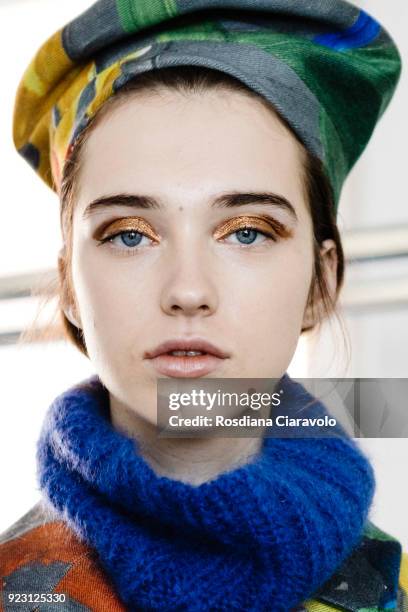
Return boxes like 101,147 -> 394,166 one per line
213,215 -> 293,241
94,213 -> 293,249
95,217 -> 160,243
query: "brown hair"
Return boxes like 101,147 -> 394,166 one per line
57,65 -> 345,357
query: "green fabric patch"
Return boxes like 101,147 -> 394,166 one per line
364,520 -> 400,543
116,0 -> 177,32
157,20 -> 227,43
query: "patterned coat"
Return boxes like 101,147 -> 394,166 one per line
1,502 -> 407,611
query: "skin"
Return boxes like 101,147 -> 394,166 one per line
62,88 -> 338,485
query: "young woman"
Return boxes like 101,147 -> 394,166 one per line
1,0 -> 406,610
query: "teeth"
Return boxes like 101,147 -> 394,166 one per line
170,350 -> 204,356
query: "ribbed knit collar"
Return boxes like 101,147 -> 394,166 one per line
37,374 -> 376,611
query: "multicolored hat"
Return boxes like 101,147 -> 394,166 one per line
13,0 -> 401,208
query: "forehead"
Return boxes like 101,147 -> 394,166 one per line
75,88 -> 307,215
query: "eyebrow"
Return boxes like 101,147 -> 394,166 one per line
82,192 -> 298,222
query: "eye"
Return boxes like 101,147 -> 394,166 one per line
226,228 -> 269,245
214,215 -> 289,246
95,217 -> 160,253
110,230 -> 147,248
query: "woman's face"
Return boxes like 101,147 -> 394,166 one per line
67,87 -> 335,423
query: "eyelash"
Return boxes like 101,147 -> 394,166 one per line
96,216 -> 287,255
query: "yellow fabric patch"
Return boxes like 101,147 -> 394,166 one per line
399,552 -> 408,591
23,62 -> 46,97
303,599 -> 336,612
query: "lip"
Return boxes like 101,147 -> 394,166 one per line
143,338 -> 229,378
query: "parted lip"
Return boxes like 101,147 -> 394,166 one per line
143,338 -> 229,359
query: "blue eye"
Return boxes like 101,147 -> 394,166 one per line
96,218 -> 158,253
117,231 -> 143,247
234,229 -> 259,244
224,227 -> 272,246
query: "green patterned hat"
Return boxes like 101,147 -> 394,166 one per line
13,0 -> 402,208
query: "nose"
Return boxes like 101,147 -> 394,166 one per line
160,245 -> 219,318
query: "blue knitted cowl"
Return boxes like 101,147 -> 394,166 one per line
37,374 -> 375,611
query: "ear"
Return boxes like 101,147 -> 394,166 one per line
302,239 -> 338,331
63,304 -> 82,330
57,247 -> 82,330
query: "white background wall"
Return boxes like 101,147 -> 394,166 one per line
0,0 -> 407,553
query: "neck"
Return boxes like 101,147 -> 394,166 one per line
109,394 -> 263,485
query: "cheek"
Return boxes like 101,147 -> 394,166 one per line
70,242 -> 154,360
222,245 -> 313,374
